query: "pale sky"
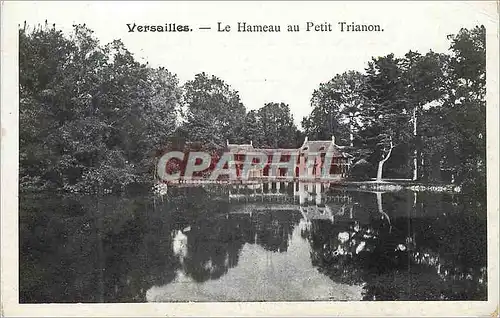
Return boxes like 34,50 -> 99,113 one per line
9,1 -> 496,126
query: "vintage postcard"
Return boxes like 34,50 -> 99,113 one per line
1,1 -> 499,317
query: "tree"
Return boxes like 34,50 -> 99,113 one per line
256,102 -> 300,148
301,26 -> 485,185
400,50 -> 448,180
442,26 -> 485,191
302,89 -> 343,142
418,26 -> 485,191
182,73 -> 246,146
241,110 -> 264,146
306,71 -> 366,147
19,23 -> 182,193
362,54 -> 412,181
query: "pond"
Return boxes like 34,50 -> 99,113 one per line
19,182 -> 487,302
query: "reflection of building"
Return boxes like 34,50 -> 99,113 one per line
227,182 -> 354,223
226,136 -> 352,181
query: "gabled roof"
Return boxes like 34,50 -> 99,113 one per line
300,142 -> 344,157
300,140 -> 333,152
225,135 -> 349,158
300,136 -> 346,157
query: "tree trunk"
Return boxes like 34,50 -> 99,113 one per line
376,191 -> 392,233
430,153 -> 442,182
412,106 -> 418,181
376,161 -> 384,181
95,197 -> 105,303
349,125 -> 354,147
349,114 -> 354,147
376,136 -> 394,181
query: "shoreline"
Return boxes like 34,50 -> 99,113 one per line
157,179 -> 463,194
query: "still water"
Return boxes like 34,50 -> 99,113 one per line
19,182 -> 487,302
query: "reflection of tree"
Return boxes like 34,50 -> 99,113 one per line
177,209 -> 302,282
19,193 -> 182,303
181,216 -> 246,282
305,219 -> 384,286
164,186 -> 228,226
21,188 -> 486,302
252,210 -> 302,253
101,212 -> 182,302
305,192 -> 487,300
21,189 -> 304,302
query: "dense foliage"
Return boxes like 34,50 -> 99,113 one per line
303,25 -> 486,194
19,23 -> 304,193
20,23 -> 182,193
20,23 -> 486,193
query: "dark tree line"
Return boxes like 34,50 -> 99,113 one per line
302,26 -> 486,195
20,23 -> 181,193
20,22 -> 485,194
19,23 -> 303,194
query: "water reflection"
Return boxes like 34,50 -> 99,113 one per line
19,182 -> 487,302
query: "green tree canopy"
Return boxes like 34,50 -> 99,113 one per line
20,23 -> 181,193
181,72 -> 246,146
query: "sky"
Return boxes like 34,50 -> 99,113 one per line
9,1 -> 496,126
